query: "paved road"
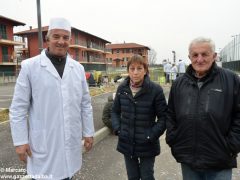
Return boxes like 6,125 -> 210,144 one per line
74,135 -> 240,180
0,91 -> 111,179
0,83 -> 15,109
74,135 -> 182,180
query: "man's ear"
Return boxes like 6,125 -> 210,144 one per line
213,52 -> 217,60
45,35 -> 49,42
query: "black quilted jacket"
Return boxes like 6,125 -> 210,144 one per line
112,75 -> 167,157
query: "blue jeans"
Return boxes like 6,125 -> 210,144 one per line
181,163 -> 232,180
124,155 -> 155,180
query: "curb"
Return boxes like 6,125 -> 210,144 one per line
20,126 -> 111,180
82,126 -> 111,153
0,108 -> 8,112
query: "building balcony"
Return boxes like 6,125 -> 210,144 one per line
104,49 -> 112,54
0,39 -> 25,46
70,43 -> 110,54
0,54 -> 23,65
86,47 -> 104,53
69,43 -> 87,49
80,57 -> 106,64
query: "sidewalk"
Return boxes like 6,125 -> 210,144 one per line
74,133 -> 240,180
74,134 -> 182,180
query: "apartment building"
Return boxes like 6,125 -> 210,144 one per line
0,15 -> 25,74
106,43 -> 150,67
15,26 -> 110,71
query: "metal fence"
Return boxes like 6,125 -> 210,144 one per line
222,60 -> 240,73
0,68 -> 169,85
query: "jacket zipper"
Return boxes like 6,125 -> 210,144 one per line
122,91 -> 137,156
193,85 -> 200,167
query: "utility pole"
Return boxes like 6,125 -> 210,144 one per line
36,0 -> 43,53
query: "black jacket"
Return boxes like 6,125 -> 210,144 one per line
166,63 -> 240,170
102,95 -> 114,130
112,75 -> 167,157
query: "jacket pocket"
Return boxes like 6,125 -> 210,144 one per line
118,129 -> 129,143
224,137 -> 237,158
206,88 -> 224,118
166,130 -> 177,146
30,130 -> 47,156
144,128 -> 156,144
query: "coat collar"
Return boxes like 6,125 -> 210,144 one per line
40,50 -> 74,79
121,75 -> 151,97
185,62 -> 219,83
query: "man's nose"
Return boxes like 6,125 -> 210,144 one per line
57,37 -> 65,44
196,55 -> 204,62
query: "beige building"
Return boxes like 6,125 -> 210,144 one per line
106,43 -> 149,67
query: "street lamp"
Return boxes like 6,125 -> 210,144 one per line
36,0 -> 43,53
172,51 -> 176,63
231,35 -> 238,61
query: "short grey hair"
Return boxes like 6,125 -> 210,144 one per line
188,37 -> 216,53
45,29 -> 71,41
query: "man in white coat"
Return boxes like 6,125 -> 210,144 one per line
10,18 -> 94,180
177,59 -> 186,76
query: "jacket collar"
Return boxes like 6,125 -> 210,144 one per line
122,75 -> 151,97
40,49 -> 74,79
185,62 -> 219,83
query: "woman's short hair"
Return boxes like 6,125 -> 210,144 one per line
127,54 -> 148,73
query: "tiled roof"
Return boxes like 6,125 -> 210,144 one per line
0,15 -> 25,26
106,43 -> 150,50
14,26 -> 110,43
14,26 -> 49,35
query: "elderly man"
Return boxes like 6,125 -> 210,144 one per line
10,18 -> 94,180
166,37 -> 240,180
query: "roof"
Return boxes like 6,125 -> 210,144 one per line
14,26 -> 49,35
14,26 -> 110,43
0,15 -> 25,26
106,43 -> 150,50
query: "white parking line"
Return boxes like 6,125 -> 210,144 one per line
0,120 -> 9,125
0,99 -> 12,102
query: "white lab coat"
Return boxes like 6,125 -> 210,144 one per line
164,62 -> 172,75
178,61 -> 186,74
170,65 -> 178,80
10,50 -> 94,180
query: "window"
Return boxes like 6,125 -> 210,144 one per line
2,46 -> 9,62
74,32 -> 78,44
75,49 -> 79,61
0,24 -> 7,39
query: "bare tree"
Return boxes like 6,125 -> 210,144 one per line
148,48 -> 157,65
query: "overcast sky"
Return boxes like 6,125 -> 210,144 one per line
1,0 -> 240,64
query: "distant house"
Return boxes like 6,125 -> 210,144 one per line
15,26 -> 111,71
0,15 -> 25,74
106,43 -> 150,67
